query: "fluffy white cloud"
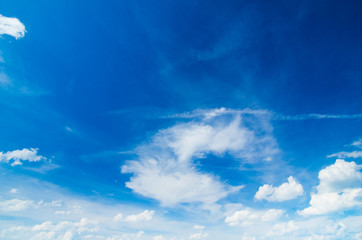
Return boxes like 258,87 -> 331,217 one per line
122,110 -> 278,207
30,218 -> 99,240
254,176 -> 304,202
225,208 -> 284,226
0,14 -> 25,39
0,199 -> 34,211
0,148 -> 46,166
124,210 -> 154,223
113,210 -> 154,223
299,159 -> 362,215
122,158 -> 240,207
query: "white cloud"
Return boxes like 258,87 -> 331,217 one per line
189,232 -> 208,240
122,109 -> 278,207
0,198 -> 34,211
0,72 -> 12,87
254,176 -> 304,202
113,210 -> 154,223
299,159 -> 362,215
10,188 -> 18,193
0,148 -> 46,166
193,225 -> 205,230
30,218 -> 99,240
327,151 -> 362,159
241,235 -> 256,240
268,221 -> 299,236
225,208 -> 284,226
153,235 -> 166,240
124,210 -> 154,223
0,14 -> 26,39
106,231 -> 144,240
113,213 -> 123,222
351,139 -> 362,148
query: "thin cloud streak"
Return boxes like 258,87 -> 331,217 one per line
163,108 -> 362,121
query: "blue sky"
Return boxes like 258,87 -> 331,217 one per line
0,0 -> 362,239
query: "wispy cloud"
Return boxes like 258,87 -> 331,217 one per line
122,109 -> 278,208
165,108 -> 362,121
327,151 -> 362,159
0,14 -> 26,39
275,113 -> 362,120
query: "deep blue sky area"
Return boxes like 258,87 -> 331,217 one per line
0,1 -> 362,239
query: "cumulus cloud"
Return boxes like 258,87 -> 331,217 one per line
0,148 -> 46,166
225,208 -> 284,226
30,218 -> 99,239
122,109 -> 278,207
0,198 -> 34,211
299,159 -> 362,215
113,210 -> 154,223
0,14 -> 26,39
254,176 -> 304,202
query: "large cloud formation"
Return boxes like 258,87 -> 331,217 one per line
122,109 -> 279,207
299,159 -> 362,215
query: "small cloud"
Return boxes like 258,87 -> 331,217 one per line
10,188 -> 18,193
113,213 -> 123,222
114,210 -> 155,223
0,148 -> 46,166
351,139 -> 362,148
65,126 -> 73,133
153,235 -> 166,240
255,176 -> 304,202
189,232 -> 208,240
0,198 -> 34,212
55,210 -> 71,215
225,208 -> 284,226
0,72 -> 12,87
268,221 -> 299,236
193,225 -> 205,230
0,14 -> 26,39
51,200 -> 63,207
